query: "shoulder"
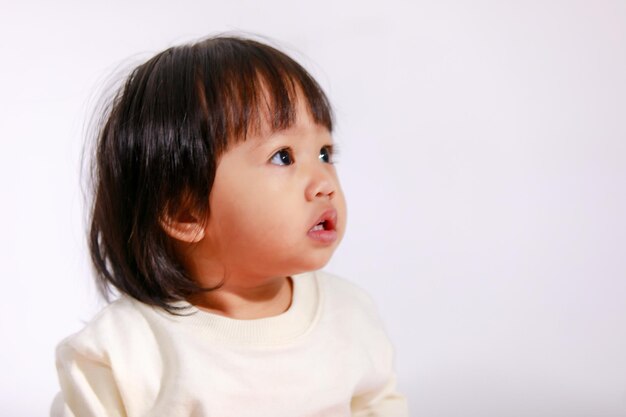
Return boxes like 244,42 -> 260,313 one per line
56,296 -> 155,362
54,297 -> 168,414
314,270 -> 380,317
313,270 -> 391,342
312,270 -> 396,373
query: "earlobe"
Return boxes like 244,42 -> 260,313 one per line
159,215 -> 205,243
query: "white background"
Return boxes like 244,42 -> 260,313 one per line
1,1 -> 625,416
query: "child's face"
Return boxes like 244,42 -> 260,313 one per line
193,101 -> 346,283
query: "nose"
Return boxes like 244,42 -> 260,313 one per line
305,166 -> 336,201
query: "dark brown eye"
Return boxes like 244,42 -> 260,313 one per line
319,146 -> 332,163
270,149 -> 293,166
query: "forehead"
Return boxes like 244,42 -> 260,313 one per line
255,111 -> 332,147
242,93 -> 332,147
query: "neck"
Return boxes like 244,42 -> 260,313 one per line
187,275 -> 293,320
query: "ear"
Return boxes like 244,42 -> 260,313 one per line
159,211 -> 206,243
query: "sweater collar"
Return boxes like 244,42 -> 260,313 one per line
159,271 -> 321,346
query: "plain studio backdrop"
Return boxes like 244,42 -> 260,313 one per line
1,1 -> 625,416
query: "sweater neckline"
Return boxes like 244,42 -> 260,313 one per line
162,271 -> 321,345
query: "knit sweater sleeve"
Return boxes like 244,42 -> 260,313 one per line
51,340 -> 126,417
350,373 -> 409,416
321,272 -> 409,416
50,297 -> 155,417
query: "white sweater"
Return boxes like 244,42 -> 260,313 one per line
51,271 -> 408,416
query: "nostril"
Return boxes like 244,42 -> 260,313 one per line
308,179 -> 336,201
316,190 -> 334,199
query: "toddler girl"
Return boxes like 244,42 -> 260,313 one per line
51,35 -> 408,417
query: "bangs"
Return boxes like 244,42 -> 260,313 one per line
193,37 -> 333,148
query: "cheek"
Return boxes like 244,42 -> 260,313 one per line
209,177 -> 298,244
337,193 -> 348,242
333,181 -> 347,223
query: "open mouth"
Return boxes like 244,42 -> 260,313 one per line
307,209 -> 338,244
308,209 -> 337,233
310,220 -> 333,232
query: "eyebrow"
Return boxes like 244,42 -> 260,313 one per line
247,132 -> 283,153
323,143 -> 336,153
246,122 -> 335,155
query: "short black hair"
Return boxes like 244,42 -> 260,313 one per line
88,35 -> 333,312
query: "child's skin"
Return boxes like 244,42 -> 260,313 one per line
162,96 -> 347,320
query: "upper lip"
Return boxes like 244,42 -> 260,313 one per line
310,208 -> 337,231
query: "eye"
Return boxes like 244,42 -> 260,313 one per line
319,145 -> 333,164
270,148 -> 294,166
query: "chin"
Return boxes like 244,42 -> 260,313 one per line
268,243 -> 340,276
297,252 -> 335,273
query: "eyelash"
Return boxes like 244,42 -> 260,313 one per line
269,146 -> 335,166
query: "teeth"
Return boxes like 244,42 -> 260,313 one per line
311,224 -> 324,232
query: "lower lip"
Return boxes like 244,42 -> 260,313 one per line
307,229 -> 338,244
